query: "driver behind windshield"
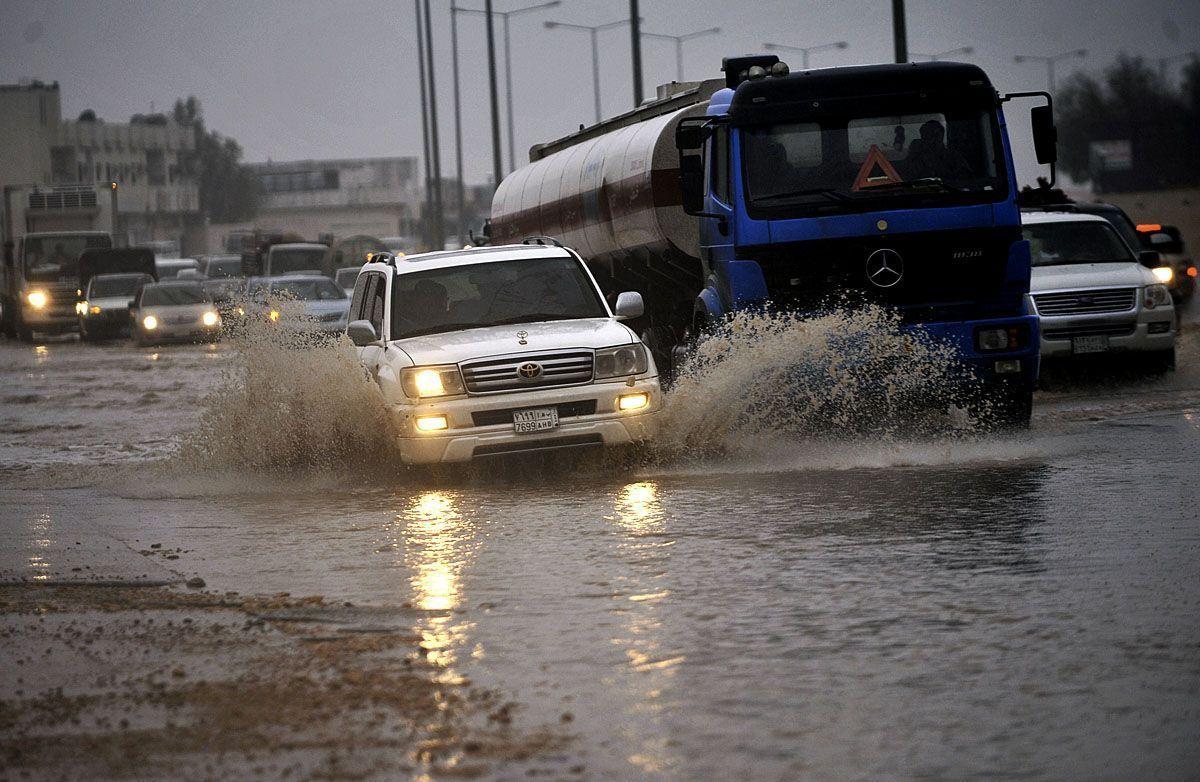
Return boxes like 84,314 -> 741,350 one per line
902,119 -> 971,181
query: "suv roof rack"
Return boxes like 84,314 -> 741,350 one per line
522,236 -> 563,247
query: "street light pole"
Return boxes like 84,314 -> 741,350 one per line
544,19 -> 634,125
762,40 -> 849,70
456,2 -> 561,174
892,0 -> 907,63
630,0 -> 643,106
484,0 -> 503,191
450,4 -> 465,244
909,46 -> 974,61
641,27 -> 721,82
422,0 -> 443,249
1013,49 -> 1087,93
414,0 -> 432,249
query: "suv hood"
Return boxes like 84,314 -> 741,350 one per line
393,318 -> 636,366
1031,262 -> 1153,292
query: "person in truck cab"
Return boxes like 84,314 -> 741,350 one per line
903,119 -> 971,180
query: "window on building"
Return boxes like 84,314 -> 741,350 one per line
146,149 -> 166,186
50,147 -> 76,183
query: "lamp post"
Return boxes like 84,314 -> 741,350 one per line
421,0 -> 443,249
762,40 -> 849,70
910,46 -> 974,61
1013,49 -> 1087,93
641,27 -> 721,82
630,0 -> 643,106
414,0 -> 433,250
456,1 -> 561,174
450,4 -> 465,243
543,19 -> 633,124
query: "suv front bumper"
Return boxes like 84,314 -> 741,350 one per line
393,378 -> 661,464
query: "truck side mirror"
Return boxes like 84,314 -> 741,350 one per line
1031,105 -> 1057,165
1138,250 -> 1163,269
680,154 -> 705,216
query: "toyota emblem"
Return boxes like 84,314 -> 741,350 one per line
516,330 -> 529,345
517,362 -> 542,380
865,248 -> 904,289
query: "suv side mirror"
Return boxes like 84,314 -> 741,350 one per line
613,291 -> 645,321
680,154 -> 705,216
347,319 -> 381,347
1138,250 -> 1163,269
1031,105 -> 1057,165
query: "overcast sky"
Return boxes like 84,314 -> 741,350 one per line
3,0 -> 1198,188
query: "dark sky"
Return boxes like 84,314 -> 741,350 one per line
3,0 -> 1198,188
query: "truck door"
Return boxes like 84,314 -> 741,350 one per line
702,125 -> 735,263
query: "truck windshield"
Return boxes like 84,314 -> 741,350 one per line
390,256 -> 607,339
23,234 -> 111,280
90,274 -> 148,298
743,107 -> 1004,216
270,248 -> 326,274
141,284 -> 209,306
1024,222 -> 1135,267
270,278 -> 346,301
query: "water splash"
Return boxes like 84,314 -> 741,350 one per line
656,306 -> 976,457
175,307 -> 400,473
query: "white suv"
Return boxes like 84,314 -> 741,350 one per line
346,243 -> 660,464
1023,211 -> 1176,371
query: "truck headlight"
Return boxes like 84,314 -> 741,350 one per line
975,325 -> 1026,352
401,365 -> 466,399
75,301 -> 88,315
1151,266 -> 1173,284
142,315 -> 158,330
202,311 -> 220,327
595,344 -> 648,379
1143,284 -> 1172,309
26,290 -> 48,309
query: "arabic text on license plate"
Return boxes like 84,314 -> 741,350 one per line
513,407 -> 559,434
1072,335 -> 1109,354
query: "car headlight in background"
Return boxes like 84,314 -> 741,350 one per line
268,309 -> 281,322
90,306 -> 101,315
1151,266 -> 1174,285
1143,284 -> 1172,309
75,301 -> 87,315
142,315 -> 158,330
595,343 -> 648,379
202,311 -> 220,327
400,365 -> 466,399
26,290 -> 48,309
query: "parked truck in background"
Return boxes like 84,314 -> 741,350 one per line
490,57 -> 1059,424
1,184 -> 118,341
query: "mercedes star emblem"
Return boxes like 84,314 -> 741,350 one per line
517,362 -> 542,380
865,248 -> 904,289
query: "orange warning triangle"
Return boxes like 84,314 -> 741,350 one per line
852,144 -> 903,191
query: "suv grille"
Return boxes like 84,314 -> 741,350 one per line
1033,288 -> 1135,316
1043,323 -> 1136,341
461,351 -> 594,394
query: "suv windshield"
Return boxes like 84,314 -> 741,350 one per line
1024,222 -> 1135,267
390,256 -> 606,339
141,284 -> 209,306
206,257 -> 243,278
270,278 -> 346,301
744,106 -> 1003,216
23,234 -> 112,280
90,274 -> 147,298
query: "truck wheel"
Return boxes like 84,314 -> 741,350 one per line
982,382 -> 1033,430
13,310 -> 33,342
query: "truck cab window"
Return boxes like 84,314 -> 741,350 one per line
709,126 -> 729,205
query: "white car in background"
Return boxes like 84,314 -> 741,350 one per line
1023,211 -> 1176,371
129,280 -> 222,345
347,243 -> 660,465
256,274 -> 350,337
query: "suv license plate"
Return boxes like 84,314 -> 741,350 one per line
513,407 -> 559,434
1072,335 -> 1109,354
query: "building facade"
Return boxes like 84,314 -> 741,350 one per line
0,81 -> 200,247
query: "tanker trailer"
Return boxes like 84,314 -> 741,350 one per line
489,78 -> 725,367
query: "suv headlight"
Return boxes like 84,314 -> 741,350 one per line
401,365 -> 466,398
1143,284 -> 1172,309
595,343 -> 648,379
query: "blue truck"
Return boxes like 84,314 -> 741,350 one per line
489,56 -> 1058,424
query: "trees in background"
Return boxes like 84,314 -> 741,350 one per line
1057,54 -> 1200,192
171,96 -> 258,223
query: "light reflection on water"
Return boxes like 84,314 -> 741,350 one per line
399,490 -> 476,676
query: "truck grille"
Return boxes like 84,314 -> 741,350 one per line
460,351 -> 594,394
1033,288 -> 1135,316
1043,323 -> 1136,341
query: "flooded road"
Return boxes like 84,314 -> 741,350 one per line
3,306 -> 1199,779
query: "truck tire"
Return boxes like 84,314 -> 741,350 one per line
13,308 -> 33,342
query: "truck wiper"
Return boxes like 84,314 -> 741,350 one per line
864,177 -> 963,193
755,188 -> 852,204
490,313 -> 578,325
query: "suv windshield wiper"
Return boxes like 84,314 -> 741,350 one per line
863,177 -> 964,193
755,187 -> 853,204
490,313 -> 584,325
